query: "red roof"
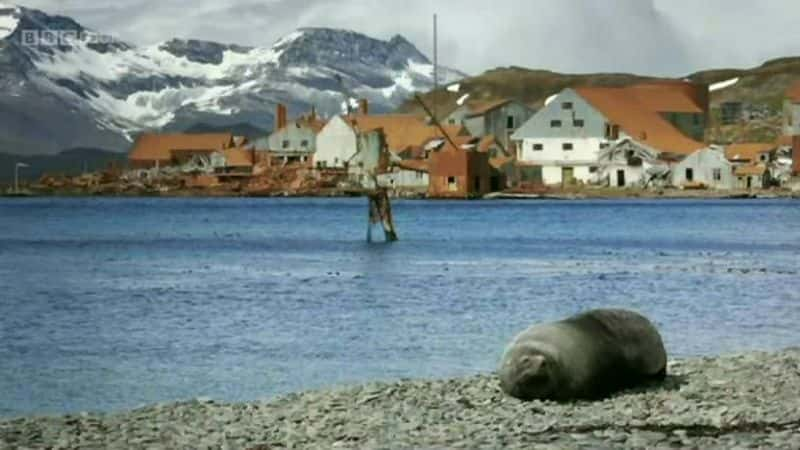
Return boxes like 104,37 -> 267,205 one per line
725,143 -> 776,163
396,159 -> 429,173
347,114 -> 468,153
625,81 -> 706,113
129,133 -> 234,162
465,99 -> 513,117
575,86 -> 706,155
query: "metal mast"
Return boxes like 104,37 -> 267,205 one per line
433,13 -> 438,123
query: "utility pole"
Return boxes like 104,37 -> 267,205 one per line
433,13 -> 438,124
15,162 -> 29,194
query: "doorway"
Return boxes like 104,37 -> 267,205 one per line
616,170 -> 626,187
490,175 -> 500,191
562,167 -> 575,186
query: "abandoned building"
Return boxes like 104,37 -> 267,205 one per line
377,159 -> 430,195
427,136 -> 493,198
252,104 -> 326,166
725,143 -> 777,166
445,99 -> 535,150
512,81 -> 707,187
128,133 -> 236,169
671,148 -> 735,189
735,164 -> 770,189
316,100 -> 466,169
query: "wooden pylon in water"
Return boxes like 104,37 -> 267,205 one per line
367,187 -> 398,242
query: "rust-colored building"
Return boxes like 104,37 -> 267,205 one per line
128,133 -> 235,168
794,136 -> 800,176
428,138 -> 493,198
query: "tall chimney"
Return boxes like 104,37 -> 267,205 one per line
275,104 -> 288,132
309,105 -> 317,122
359,99 -> 369,115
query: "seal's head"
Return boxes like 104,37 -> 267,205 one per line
499,347 -> 557,401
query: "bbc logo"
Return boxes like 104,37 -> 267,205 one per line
20,29 -> 118,47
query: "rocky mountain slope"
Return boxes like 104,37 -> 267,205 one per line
0,148 -> 125,183
0,3 -> 462,155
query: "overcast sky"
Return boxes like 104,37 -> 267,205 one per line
22,0 -> 800,77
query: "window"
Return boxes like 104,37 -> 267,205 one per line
448,119 -> 456,125
685,168 -> 694,182
415,171 -> 423,180
589,166 -> 598,173
713,168 -> 721,181
282,140 -> 290,149
599,143 -> 610,149
532,143 -> 544,151
301,140 -> 309,148
447,176 -> 457,191
573,119 -> 584,128
550,120 -> 562,128
605,124 -> 619,140
562,102 -> 573,110
507,115 -> 515,129
562,143 -> 574,151
692,114 -> 701,126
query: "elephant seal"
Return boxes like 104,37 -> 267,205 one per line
498,309 -> 667,401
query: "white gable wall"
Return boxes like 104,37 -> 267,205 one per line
672,148 -> 734,189
315,116 -> 357,168
513,89 -> 612,185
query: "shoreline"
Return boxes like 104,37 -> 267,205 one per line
2,188 -> 800,200
2,348 -> 799,449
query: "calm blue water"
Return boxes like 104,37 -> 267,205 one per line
1,198 -> 799,417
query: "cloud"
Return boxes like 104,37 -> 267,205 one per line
18,0 -> 800,77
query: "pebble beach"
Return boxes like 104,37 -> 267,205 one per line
2,348 -> 799,449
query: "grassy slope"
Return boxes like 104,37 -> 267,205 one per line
400,57 -> 800,143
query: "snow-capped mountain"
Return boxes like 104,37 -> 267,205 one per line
0,4 -> 463,155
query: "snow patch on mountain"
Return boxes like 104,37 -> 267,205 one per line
710,77 -> 739,92
35,39 -> 283,82
408,60 -> 434,78
0,2 -> 20,40
0,5 -> 465,154
272,30 -> 305,49
381,66 -> 418,98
